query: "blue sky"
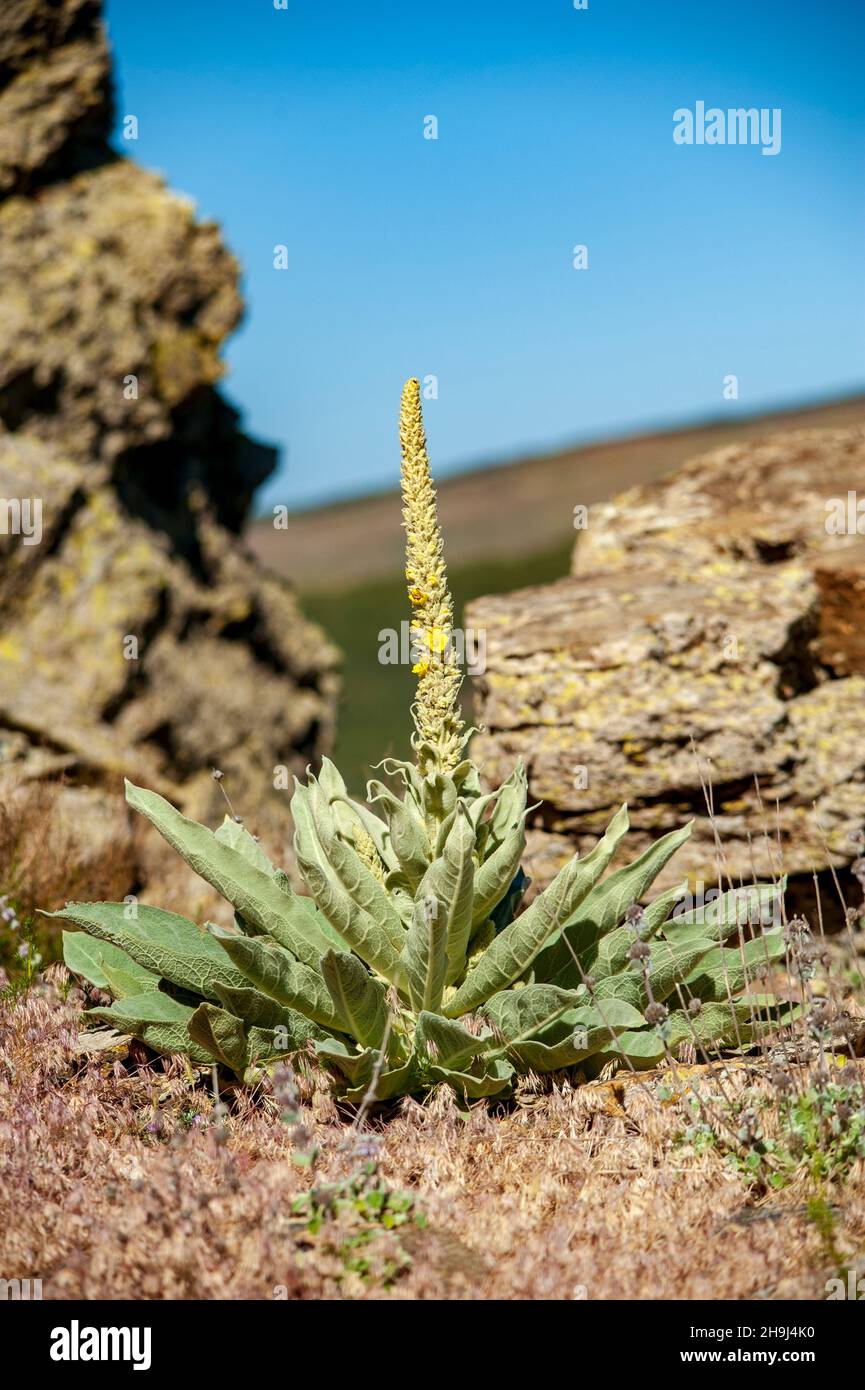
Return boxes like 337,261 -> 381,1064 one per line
105,0 -> 865,511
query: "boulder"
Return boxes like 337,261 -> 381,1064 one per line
0,0 -> 112,195
469,427 -> 865,908
0,0 -> 339,860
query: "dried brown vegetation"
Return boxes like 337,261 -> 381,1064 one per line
2,969 -> 865,1301
0,777 -> 140,973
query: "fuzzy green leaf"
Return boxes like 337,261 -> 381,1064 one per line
315,1038 -> 377,1086
367,779 -> 430,889
62,931 -> 157,996
416,803 -> 475,987
681,927 -> 788,1002
663,882 -> 784,944
212,984 -> 327,1042
596,1029 -> 667,1068
187,1003 -> 249,1072
341,1058 -> 419,1103
216,933 -> 341,1029
444,803 -> 630,1016
483,983 -> 589,1045
309,778 -> 406,944
294,781 -> 404,982
414,1011 -> 492,1068
124,781 -> 335,968
89,991 -> 213,1065
485,762 -> 528,855
594,937 -> 716,1010
53,902 -> 249,1002
471,809 -> 527,925
320,949 -> 389,1048
426,1058 -> 514,1098
402,893 -> 448,1014
214,815 -> 274,874
532,823 -> 692,990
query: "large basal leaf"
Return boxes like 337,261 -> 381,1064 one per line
340,1057 -> 420,1103
187,1003 -> 249,1072
416,803 -> 475,987
314,1037 -> 377,1086
444,803 -> 630,1017
401,894 -> 448,1014
320,949 -> 389,1048
124,781 -> 335,969
663,882 -> 784,944
574,823 -> 692,936
508,1006 -> 644,1072
246,1025 -> 304,1068
664,999 -> 780,1052
216,933 -> 341,1029
413,1011 -> 493,1069
213,983 -> 328,1043
681,927 -> 788,1002
595,1028 -> 667,1069
89,990 -> 213,1065
53,902 -> 250,1002
531,823 -> 692,990
579,881 -> 690,985
426,1058 -> 514,1099
62,931 -> 157,996
482,983 -> 590,1045
593,936 -> 716,1010
294,782 -> 404,983
485,992 -> 643,1070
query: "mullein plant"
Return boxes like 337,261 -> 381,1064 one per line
56,380 -> 791,1100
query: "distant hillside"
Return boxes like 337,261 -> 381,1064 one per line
248,394 -> 865,593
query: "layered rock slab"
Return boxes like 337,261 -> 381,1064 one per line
469,427 -> 865,900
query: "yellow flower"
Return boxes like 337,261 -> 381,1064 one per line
412,659 -> 430,676
408,586 -> 426,605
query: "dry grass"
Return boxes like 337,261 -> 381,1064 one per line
0,777 -> 140,976
2,969 -> 865,1301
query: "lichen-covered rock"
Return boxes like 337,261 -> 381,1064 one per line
0,434 -> 339,834
469,427 -> 865,903
0,0 -> 339,850
0,0 -> 112,195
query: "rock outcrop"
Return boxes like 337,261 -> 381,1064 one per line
0,0 -> 339,866
469,427 -> 865,908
